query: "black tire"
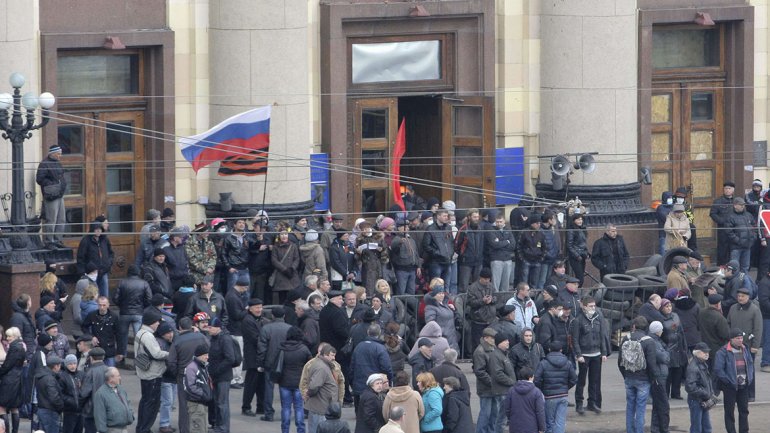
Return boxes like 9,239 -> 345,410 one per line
597,299 -> 630,311
625,266 -> 658,277
659,247 -> 693,275
637,275 -> 667,299
602,274 -> 639,288
600,307 -> 624,321
644,254 -> 663,269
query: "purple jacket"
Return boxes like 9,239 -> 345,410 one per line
503,380 -> 545,433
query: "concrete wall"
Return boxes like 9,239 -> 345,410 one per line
539,0 -> 638,186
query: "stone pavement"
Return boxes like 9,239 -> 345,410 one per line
52,354 -> 770,433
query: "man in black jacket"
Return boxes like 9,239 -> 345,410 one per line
60,354 -> 82,433
430,348 -> 470,397
36,144 -> 67,249
226,276 -> 249,388
519,214 -> 546,289
591,224 -> 630,279
726,197 -> 756,274
76,221 -> 114,297
534,341 -> 577,433
466,269 -> 497,352
256,306 -> 291,421
208,318 -> 235,433
167,317 -> 209,433
164,229 -> 191,292
113,264 -> 152,360
320,291 -> 349,353
185,275 -> 229,325
456,209 -> 486,293
83,296 -> 120,366
421,209 -> 454,283
486,214 -> 516,292
571,296 -> 610,415
36,354 -> 65,433
535,301 -> 562,353
143,248 -> 173,298
710,181 -> 736,265
242,298 -> 269,417
223,217 -> 251,294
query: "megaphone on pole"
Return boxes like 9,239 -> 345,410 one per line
577,153 -> 596,173
550,155 -> 571,177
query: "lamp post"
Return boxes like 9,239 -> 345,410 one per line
0,73 -> 56,263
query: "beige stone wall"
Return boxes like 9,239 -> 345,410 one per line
752,0 -> 770,188
169,0 -> 210,226
309,0 -> 322,152
0,0 -> 42,218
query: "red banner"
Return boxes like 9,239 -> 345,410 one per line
392,118 -> 406,211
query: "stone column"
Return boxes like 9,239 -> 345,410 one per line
208,0 -> 311,212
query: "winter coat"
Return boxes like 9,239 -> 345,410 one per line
510,339 -> 545,381
305,357 -> 339,414
649,333 -> 670,381
714,342 -> 755,390
617,330 -> 658,381
430,361 -> 470,396
350,338 -> 393,395
441,389 -> 473,433
656,192 -> 673,229
506,295 -> 539,331
163,242 -> 190,282
664,212 -> 691,250
300,242 -> 328,280
455,224 -> 485,266
184,359 -> 213,403
248,233 -> 273,275
699,306 -> 730,354
83,309 -> 119,358
35,367 -> 65,412
208,331 -> 236,383
185,290 -> 228,325
93,384 -> 134,431
277,339 -> 311,389
685,357 -> 714,402
423,295 -> 458,350
389,234 -> 420,270
59,368 -> 82,413
674,297 -> 702,348
80,361 -> 108,417
408,321 -> 450,364
112,275 -> 152,316
386,340 -> 408,372
355,386 -> 385,433
36,155 -> 67,201
473,341 -> 515,397
329,239 -> 358,281
422,222 -> 454,265
726,208 -> 756,250
356,233 -> 388,293
534,351 -> 577,397
490,319 -> 521,348
224,289 -> 247,336
503,380 -> 545,433
382,386 -> 424,433
222,232 -> 251,270
535,312 -> 559,351
557,287 -> 580,316
486,225 -> 516,262
590,234 -> 630,276
639,302 -> 666,324
299,309 -> 321,353
142,260 -> 173,298
256,318 -> 291,372
420,386 -> 444,432
241,312 -> 268,371
566,224 -> 589,260
540,224 -> 561,262
272,241 -> 301,292
76,231 -> 114,276
710,195 -> 735,227
727,301 -> 763,350
519,228 -> 546,263
723,272 -> 757,314
320,302 -> 350,352
408,352 -> 434,389
570,310 -> 610,358
184,234 -> 218,285
466,280 -> 497,324
0,339 -> 25,408
135,236 -> 167,267
666,268 -> 690,293
72,275 -> 98,326
166,330 -> 209,378
134,325 -> 169,380
172,286 -> 196,318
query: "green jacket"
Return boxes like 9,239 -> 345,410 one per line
93,383 -> 134,433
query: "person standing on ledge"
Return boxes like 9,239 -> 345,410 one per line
36,144 -> 67,249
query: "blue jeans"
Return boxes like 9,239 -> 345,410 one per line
688,397 -> 712,433
104,357 -> 116,367
117,314 -> 142,356
476,396 -> 503,433
730,248 -> 751,274
227,269 -> 250,293
521,260 -> 541,289
762,319 -> 770,366
97,274 -> 109,297
536,260 -> 554,292
624,378 -> 650,433
428,262 -> 451,285
544,396 -> 567,433
279,387 -> 304,433
395,269 -> 416,295
264,374 -> 275,418
159,382 -> 177,427
306,411 -> 325,433
38,407 -> 60,433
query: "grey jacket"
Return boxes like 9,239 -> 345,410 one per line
93,384 -> 134,432
134,326 -> 169,380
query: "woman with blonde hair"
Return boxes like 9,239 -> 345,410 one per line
39,272 -> 66,322
416,372 -> 443,433
0,327 -> 26,433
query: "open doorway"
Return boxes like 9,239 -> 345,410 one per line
399,96 -> 443,204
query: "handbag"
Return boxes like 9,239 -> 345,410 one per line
701,395 -> 719,410
42,181 -> 63,200
340,336 -> 354,356
382,262 -> 397,284
271,349 -> 285,381
134,334 -> 153,371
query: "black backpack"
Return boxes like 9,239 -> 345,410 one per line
230,335 -> 243,367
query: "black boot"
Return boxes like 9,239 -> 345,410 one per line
11,412 -> 19,433
576,403 -> 585,415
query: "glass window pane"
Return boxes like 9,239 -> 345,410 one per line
362,109 -> 387,139
63,166 -> 84,196
691,92 -> 714,121
454,106 -> 482,137
352,40 -> 440,84
651,171 -> 671,202
651,94 -> 671,124
107,204 -> 134,234
57,54 -> 139,96
454,147 -> 483,176
454,191 -> 482,209
106,122 -> 134,153
362,189 -> 386,214
653,28 -> 720,69
64,207 -> 84,237
690,130 -> 714,160
651,133 -> 671,162
106,164 -> 133,193
691,169 -> 714,199
362,150 -> 388,178
57,125 -> 84,155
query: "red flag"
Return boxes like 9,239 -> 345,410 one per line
392,118 -> 407,211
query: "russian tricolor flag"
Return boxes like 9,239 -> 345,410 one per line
179,106 -> 271,174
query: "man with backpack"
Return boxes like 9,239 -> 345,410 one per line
618,316 -> 659,433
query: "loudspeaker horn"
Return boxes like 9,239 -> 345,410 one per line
577,154 -> 596,173
640,167 -> 652,185
550,155 -> 571,176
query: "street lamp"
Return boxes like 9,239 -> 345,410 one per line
0,73 -> 55,263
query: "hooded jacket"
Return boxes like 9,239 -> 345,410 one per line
503,380 -> 545,433
35,366 -> 65,412
76,224 -> 114,275
407,321 -> 450,364
300,242 -> 328,280
442,389 -> 473,433
9,301 -> 36,360
382,386 -> 424,433
420,386 -> 444,432
534,351 -> 577,398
